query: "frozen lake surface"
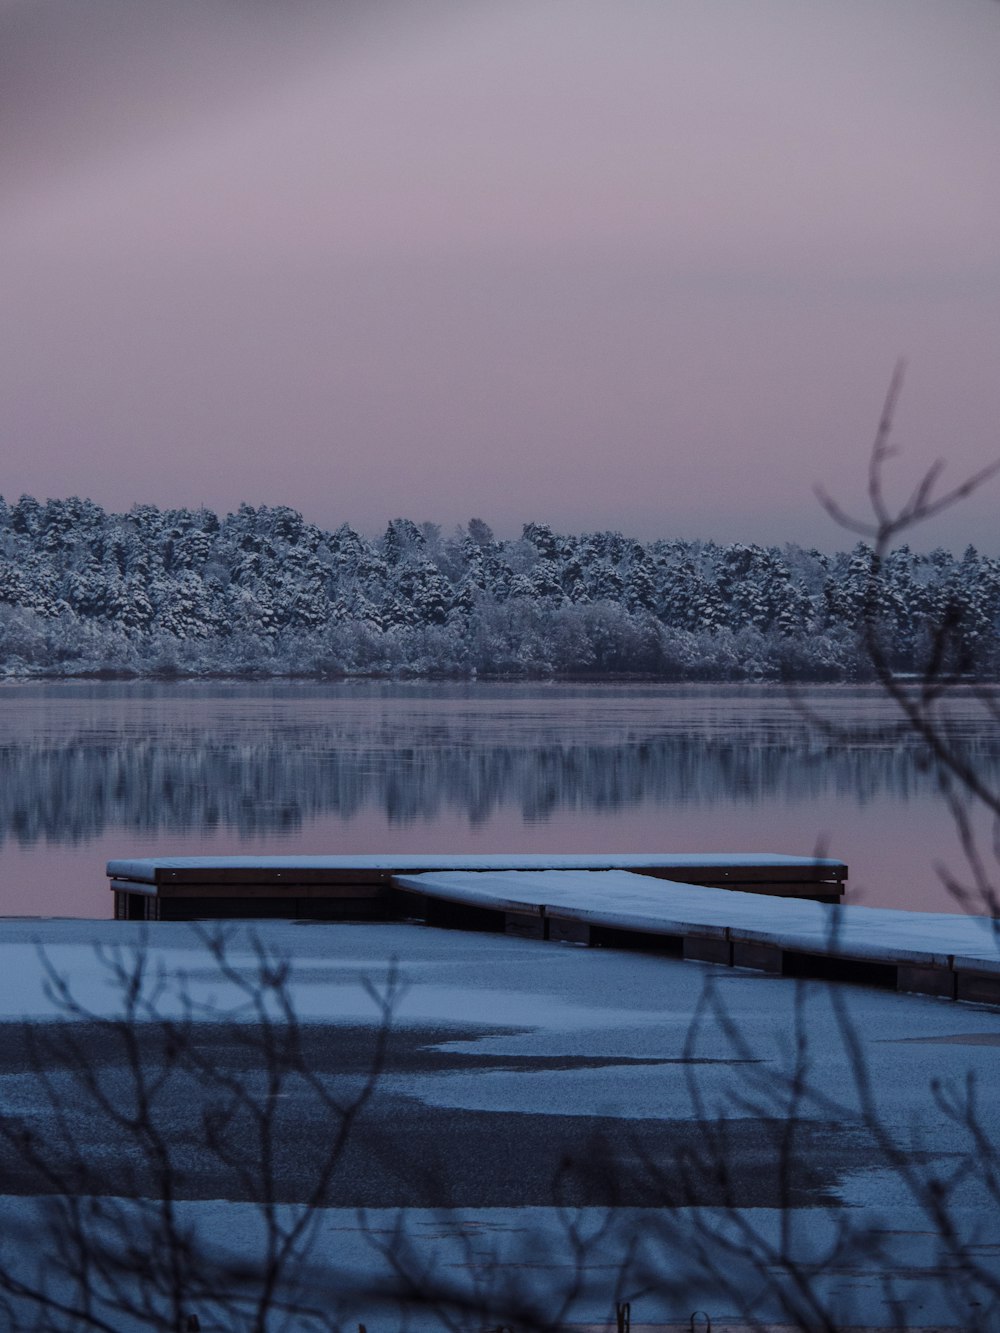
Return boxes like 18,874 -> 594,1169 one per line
1,919 -> 998,1328
0,679 -> 997,917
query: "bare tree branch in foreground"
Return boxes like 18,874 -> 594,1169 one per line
0,928 -> 401,1332
812,361 -> 1000,918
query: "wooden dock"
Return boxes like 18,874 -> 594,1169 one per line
104,852 -> 1000,1008
393,869 -> 1000,1008
107,852 -> 847,921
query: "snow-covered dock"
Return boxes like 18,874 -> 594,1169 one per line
104,852 -> 1000,1005
394,869 -> 1000,1006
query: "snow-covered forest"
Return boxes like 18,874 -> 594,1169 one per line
0,495 -> 996,680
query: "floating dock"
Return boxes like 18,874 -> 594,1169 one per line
106,852 -> 1000,1007
394,869 -> 1000,1007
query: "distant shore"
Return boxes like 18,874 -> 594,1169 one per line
2,498 -> 996,683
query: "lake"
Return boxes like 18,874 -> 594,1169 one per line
0,680 -> 996,919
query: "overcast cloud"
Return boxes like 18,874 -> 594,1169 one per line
1,0 -> 998,549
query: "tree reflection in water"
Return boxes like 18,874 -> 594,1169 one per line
0,681 -> 996,915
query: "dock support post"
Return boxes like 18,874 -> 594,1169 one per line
683,935 -> 732,966
732,939 -> 783,974
546,917 -> 591,945
898,964 -> 956,1000
504,910 -> 546,940
956,971 -> 1000,1006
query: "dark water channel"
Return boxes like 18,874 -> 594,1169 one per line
0,680 -> 995,918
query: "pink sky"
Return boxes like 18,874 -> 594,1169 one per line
1,0 -> 998,549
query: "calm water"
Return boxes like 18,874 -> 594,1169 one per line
0,680 -> 996,919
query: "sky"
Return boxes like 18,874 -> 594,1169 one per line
1,0 -> 998,551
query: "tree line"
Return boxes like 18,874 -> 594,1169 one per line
0,494 -> 996,680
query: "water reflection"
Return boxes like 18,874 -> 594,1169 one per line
0,681 -> 994,846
